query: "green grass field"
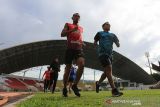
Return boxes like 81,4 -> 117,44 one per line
17,90 -> 160,107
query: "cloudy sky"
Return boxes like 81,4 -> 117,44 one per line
0,0 -> 160,79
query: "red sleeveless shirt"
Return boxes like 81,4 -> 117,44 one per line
66,23 -> 83,50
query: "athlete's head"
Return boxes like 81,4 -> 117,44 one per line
102,22 -> 110,31
53,56 -> 59,62
47,66 -> 51,70
72,13 -> 80,23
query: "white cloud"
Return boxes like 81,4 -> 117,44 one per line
150,42 -> 160,59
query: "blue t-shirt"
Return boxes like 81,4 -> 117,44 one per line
94,31 -> 119,56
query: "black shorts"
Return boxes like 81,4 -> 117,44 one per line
65,49 -> 84,64
99,54 -> 112,67
50,73 -> 58,83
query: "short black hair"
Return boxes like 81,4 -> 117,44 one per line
73,13 -> 80,17
102,22 -> 110,28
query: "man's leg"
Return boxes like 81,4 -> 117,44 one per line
44,80 -> 46,93
63,64 -> 72,97
105,65 -> 123,97
63,49 -> 73,97
52,74 -> 58,93
97,72 -> 107,84
96,72 -> 107,93
96,55 -> 109,93
72,57 -> 85,97
74,57 -> 85,85
46,80 -> 50,92
68,82 -> 72,93
48,80 -> 53,90
63,64 -> 72,88
105,65 -> 116,89
52,80 -> 57,93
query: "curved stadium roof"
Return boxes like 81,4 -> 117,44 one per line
0,40 -> 156,84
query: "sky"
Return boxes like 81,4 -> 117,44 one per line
0,0 -> 160,79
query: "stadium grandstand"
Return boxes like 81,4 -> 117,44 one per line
0,40 -> 157,85
0,40 -> 159,93
0,74 -> 43,92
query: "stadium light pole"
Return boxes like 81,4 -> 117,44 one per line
94,70 -> 95,82
145,52 -> 152,75
39,66 -> 43,81
23,69 -> 28,80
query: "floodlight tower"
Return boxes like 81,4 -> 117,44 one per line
145,52 -> 152,75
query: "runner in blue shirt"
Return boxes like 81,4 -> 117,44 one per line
94,22 -> 123,97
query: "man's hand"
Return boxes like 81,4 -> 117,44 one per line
115,42 -> 120,47
61,24 -> 78,37
82,42 -> 88,49
72,26 -> 78,32
94,41 -> 98,46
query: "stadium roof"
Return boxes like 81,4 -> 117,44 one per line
0,40 -> 156,84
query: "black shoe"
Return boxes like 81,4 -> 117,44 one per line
63,88 -> 68,97
112,88 -> 123,97
72,84 -> 80,97
96,81 -> 100,93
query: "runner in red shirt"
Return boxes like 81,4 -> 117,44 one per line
42,66 -> 51,93
61,13 -> 85,97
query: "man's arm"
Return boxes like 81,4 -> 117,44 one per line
58,64 -> 60,72
42,71 -> 46,79
115,41 -> 120,47
61,23 -> 78,37
113,34 -> 120,47
94,32 -> 100,46
61,23 -> 69,37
